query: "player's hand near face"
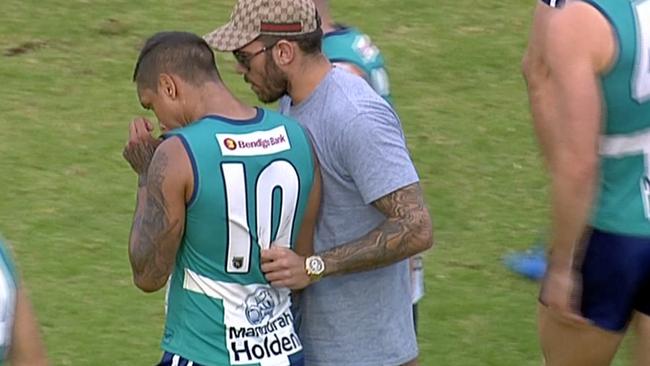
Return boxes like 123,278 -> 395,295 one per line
123,117 -> 162,177
261,246 -> 311,290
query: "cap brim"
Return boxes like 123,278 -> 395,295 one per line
203,22 -> 259,52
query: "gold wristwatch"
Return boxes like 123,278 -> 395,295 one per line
305,255 -> 325,282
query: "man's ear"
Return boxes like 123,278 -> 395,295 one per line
158,73 -> 178,99
274,40 -> 295,66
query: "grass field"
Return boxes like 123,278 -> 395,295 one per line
0,0 -> 635,365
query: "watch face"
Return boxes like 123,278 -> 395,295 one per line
308,257 -> 325,274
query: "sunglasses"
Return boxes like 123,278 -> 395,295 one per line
232,40 -> 279,70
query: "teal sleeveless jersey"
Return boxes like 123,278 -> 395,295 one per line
161,108 -> 315,366
322,26 -> 393,104
587,0 -> 650,235
0,238 -> 18,365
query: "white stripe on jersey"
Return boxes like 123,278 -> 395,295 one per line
600,128 -> 650,220
182,268 -> 299,366
599,128 -> 650,157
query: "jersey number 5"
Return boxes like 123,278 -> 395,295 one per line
633,0 -> 650,103
221,161 -> 300,274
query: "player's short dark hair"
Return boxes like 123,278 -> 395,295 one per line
133,31 -> 221,90
258,27 -> 323,56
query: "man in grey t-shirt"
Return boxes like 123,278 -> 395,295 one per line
205,1 -> 433,365
313,0 -> 426,331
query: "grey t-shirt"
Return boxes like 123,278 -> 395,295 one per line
280,67 -> 419,366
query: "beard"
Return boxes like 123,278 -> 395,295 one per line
254,53 -> 288,104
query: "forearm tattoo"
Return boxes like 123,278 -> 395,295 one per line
129,150 -> 181,289
322,183 -> 433,276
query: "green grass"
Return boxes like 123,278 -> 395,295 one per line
0,0 -> 635,364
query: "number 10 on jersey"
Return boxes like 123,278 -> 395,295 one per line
221,161 -> 300,274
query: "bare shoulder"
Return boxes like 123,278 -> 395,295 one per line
150,136 -> 193,199
549,2 -> 611,34
153,136 -> 186,160
547,1 -> 616,72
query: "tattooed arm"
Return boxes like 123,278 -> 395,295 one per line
320,182 -> 433,276
262,182 -> 432,288
262,112 -> 433,289
126,136 -> 191,292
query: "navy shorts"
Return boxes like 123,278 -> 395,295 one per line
540,0 -> 565,8
579,228 -> 650,332
157,352 -> 200,366
157,351 -> 305,366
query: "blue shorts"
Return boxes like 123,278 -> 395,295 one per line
157,352 -> 200,366
540,0 -> 565,8
579,228 -> 650,332
157,351 -> 305,366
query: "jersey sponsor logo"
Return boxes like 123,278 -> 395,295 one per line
244,287 -> 279,325
224,138 -> 238,151
232,256 -> 244,269
228,286 -> 301,364
228,312 -> 301,363
217,126 -> 291,157
183,269 -> 302,364
353,34 -> 380,63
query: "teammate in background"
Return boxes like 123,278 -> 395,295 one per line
123,31 -> 320,366
505,0 -> 567,281
526,0 -> 650,364
205,0 -> 433,365
313,0 -> 392,104
312,0 -> 425,328
0,237 -> 48,366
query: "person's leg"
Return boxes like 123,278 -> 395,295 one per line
633,313 -> 650,366
632,253 -> 650,366
538,304 -> 624,366
540,228 -> 650,365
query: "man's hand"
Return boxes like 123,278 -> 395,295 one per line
540,265 -> 591,326
260,246 -> 310,290
123,117 -> 162,177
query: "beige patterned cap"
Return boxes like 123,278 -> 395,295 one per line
205,0 -> 320,51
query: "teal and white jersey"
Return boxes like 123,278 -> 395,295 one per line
322,26 -> 393,104
161,108 -> 315,366
588,0 -> 650,236
0,238 -> 18,365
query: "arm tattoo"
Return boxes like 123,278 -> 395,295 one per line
129,150 -> 182,291
321,183 -> 433,276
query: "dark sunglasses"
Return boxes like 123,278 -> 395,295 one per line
232,40 -> 280,70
